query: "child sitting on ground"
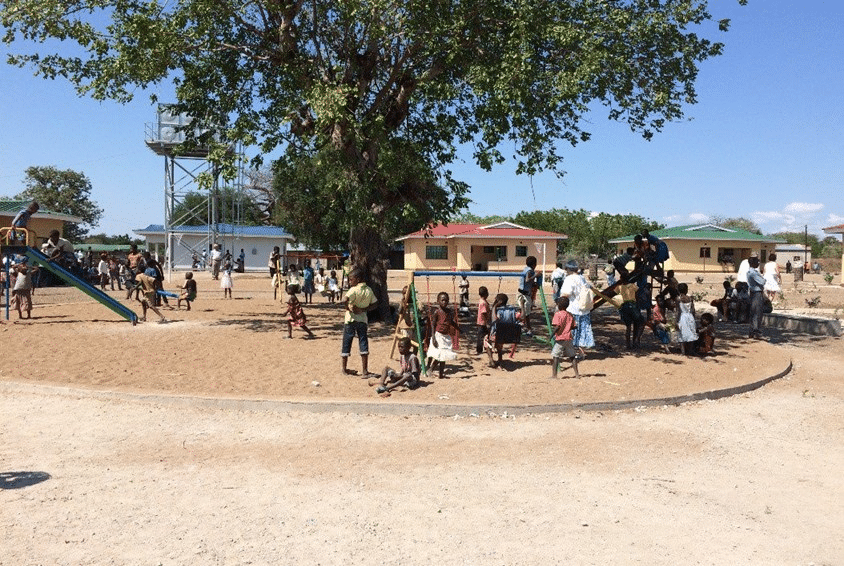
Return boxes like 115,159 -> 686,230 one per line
695,312 -> 716,355
177,271 -> 197,310
377,337 -> 421,394
551,297 -> 580,378
281,294 -> 315,339
425,291 -> 459,378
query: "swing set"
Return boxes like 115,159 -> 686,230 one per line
390,270 -> 556,375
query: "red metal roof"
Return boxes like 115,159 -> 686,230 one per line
823,223 -> 844,234
397,222 -> 566,240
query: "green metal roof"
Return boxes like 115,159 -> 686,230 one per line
608,224 -> 786,244
0,199 -> 83,223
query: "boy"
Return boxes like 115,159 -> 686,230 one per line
517,255 -> 538,336
341,268 -> 378,377
551,296 -> 579,378
376,337 -> 421,394
11,257 -> 38,319
10,201 -> 39,243
177,271 -> 197,310
135,271 -> 167,323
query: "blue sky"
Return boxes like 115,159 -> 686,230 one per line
1,0 -> 842,239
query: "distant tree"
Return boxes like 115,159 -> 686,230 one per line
170,188 -> 264,226
710,215 -> 762,235
451,212 -> 513,225
83,233 -> 145,246
15,166 -> 103,241
588,213 -> 664,257
767,231 -> 822,257
819,236 -> 843,258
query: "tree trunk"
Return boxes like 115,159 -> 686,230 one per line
349,225 -> 393,324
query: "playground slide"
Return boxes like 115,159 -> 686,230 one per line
23,247 -> 138,324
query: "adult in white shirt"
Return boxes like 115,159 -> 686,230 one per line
560,259 -> 594,353
210,244 -> 223,280
736,252 -> 756,284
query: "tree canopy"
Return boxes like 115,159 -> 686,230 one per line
14,166 -> 103,242
2,0 -> 743,311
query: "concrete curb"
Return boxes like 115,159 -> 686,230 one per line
764,313 -> 843,337
0,359 -> 793,417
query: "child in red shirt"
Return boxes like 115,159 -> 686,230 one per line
551,296 -> 580,378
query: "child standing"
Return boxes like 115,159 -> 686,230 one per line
425,291 -> 459,378
676,282 -> 698,355
475,286 -> 491,355
281,294 -> 315,338
377,337 -> 421,394
135,272 -> 167,323
177,271 -> 197,310
108,256 -> 122,291
551,297 -> 580,378
458,275 -> 470,314
11,257 -> 38,319
220,258 -> 233,298
97,253 -> 110,291
327,270 -> 339,303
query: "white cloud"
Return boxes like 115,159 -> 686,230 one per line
688,213 -> 708,223
783,202 -> 824,215
825,213 -> 844,227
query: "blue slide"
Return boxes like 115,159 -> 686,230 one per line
24,247 -> 138,324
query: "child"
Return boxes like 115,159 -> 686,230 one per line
281,294 -> 315,338
617,282 -> 645,350
484,293 -> 521,368
327,270 -> 339,303
97,252 -> 110,291
695,312 -> 716,355
377,337 -> 421,394
710,280 -> 734,322
10,201 -> 38,243
676,282 -> 698,355
476,286 -> 491,355
108,256 -> 122,291
551,297 -> 580,378
220,258 -> 233,298
517,256 -> 538,336
136,272 -> 167,323
302,264 -> 315,304
11,257 -> 38,319
648,295 -> 672,354
425,291 -> 459,378
287,264 -> 301,295
177,271 -> 197,310
458,275 -> 470,314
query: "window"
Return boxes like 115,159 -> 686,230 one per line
699,247 -> 711,258
482,245 -> 507,260
515,245 -> 527,257
425,245 -> 448,260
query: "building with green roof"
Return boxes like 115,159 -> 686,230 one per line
1,199 -> 83,247
608,224 -> 785,273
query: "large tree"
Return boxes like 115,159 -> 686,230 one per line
2,0 -> 742,313
15,166 -> 103,242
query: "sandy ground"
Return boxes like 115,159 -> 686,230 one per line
1,270 -> 842,564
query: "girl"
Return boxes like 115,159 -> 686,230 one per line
695,312 -> 716,355
315,268 -> 327,300
425,291 -> 459,378
220,258 -> 233,298
287,264 -> 301,295
675,283 -> 698,355
326,270 -> 340,303
476,286 -> 491,355
281,294 -> 314,338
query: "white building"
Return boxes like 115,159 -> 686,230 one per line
773,243 -> 811,269
133,223 -> 294,272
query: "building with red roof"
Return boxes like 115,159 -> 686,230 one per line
396,222 -> 566,273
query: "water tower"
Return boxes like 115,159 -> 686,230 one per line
145,104 -> 244,275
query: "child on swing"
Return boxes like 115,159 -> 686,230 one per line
484,293 -> 521,369
425,291 -> 459,378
